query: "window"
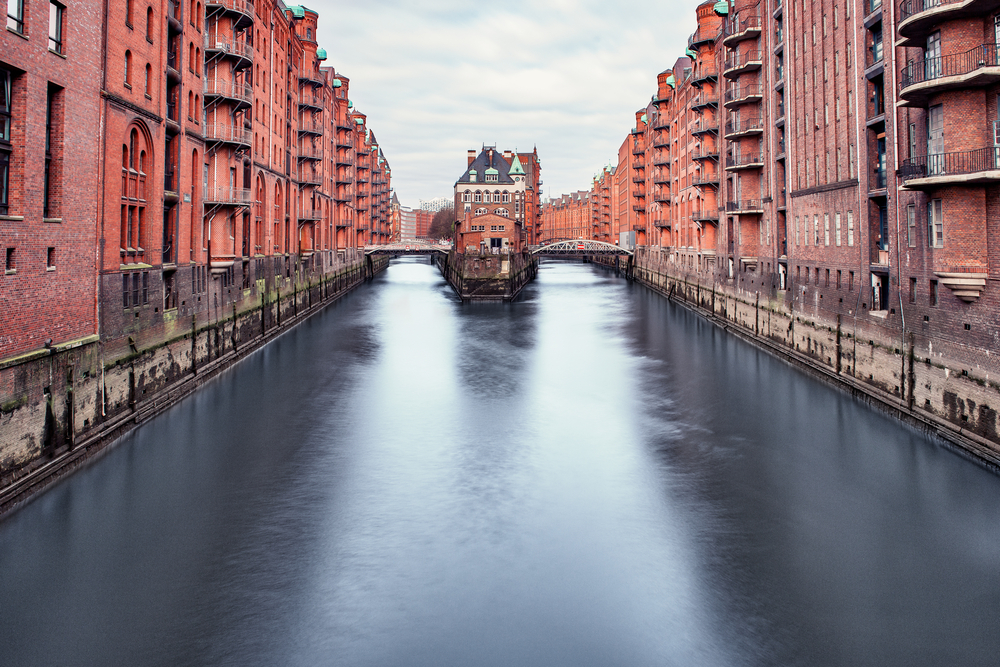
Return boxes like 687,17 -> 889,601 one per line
928,198 -> 943,247
49,2 -> 64,54
909,277 -> 916,303
502,191 -> 510,203
825,269 -> 830,287
474,207 -> 487,215
824,213 -> 830,246
835,212 -> 841,246
929,279 -> 938,306
495,208 -> 509,217
462,191 -> 471,202
0,68 -> 10,216
46,247 -> 55,269
907,204 -> 916,247
121,127 -> 149,253
493,192 -> 501,203
847,211 -> 854,246
125,51 -> 132,86
814,214 -> 820,245
795,216 -> 800,245
5,247 -> 14,272
146,7 -> 153,40
7,0 -> 22,33
126,0 -> 133,26
837,270 -> 842,289
144,64 -> 151,95
473,191 -> 482,203
849,270 -> 854,291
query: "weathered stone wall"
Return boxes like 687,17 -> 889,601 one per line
437,250 -> 538,301
620,248 -> 1000,469
0,255 -> 387,513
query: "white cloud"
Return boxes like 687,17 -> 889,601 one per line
311,0 -> 702,206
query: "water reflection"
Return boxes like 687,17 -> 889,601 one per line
0,258 -> 998,666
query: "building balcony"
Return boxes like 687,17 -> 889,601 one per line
692,147 -> 719,161
204,79 -> 252,109
689,27 -> 716,49
299,209 -> 322,222
725,152 -> 765,171
299,69 -> 324,87
654,220 -> 671,229
298,120 -> 324,136
692,122 -> 719,136
204,35 -> 253,69
298,146 -> 322,161
724,116 -> 764,139
724,84 -> 763,108
692,173 -> 720,187
691,93 -> 719,110
334,190 -> 352,202
299,95 -> 324,112
204,186 -> 252,206
632,176 -> 646,184
692,65 -> 719,88
898,0 -> 1000,47
206,0 -> 253,30
724,49 -> 763,78
900,146 -> 1000,189
692,209 -> 720,223
653,172 -> 670,184
899,43 -> 1000,106
298,172 -> 323,186
722,13 -> 762,47
726,199 -> 764,214
777,189 -> 787,210
653,188 -> 670,202
203,123 -> 251,147
653,156 -> 671,166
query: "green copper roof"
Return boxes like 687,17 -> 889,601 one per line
685,48 -> 697,59
332,78 -> 342,88
287,5 -> 305,18
316,47 -> 327,60
484,167 -> 499,175
509,153 -> 525,175
355,117 -> 364,124
348,99 -> 353,109
713,1 -> 729,15
666,74 -> 676,89
640,113 -> 647,123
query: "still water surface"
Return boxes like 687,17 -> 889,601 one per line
1,259 -> 999,666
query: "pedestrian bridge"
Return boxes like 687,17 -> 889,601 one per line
530,240 -> 633,256
364,242 -> 451,255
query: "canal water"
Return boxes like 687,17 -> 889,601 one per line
1,258 -> 999,666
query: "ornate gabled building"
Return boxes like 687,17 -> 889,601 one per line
454,146 -> 529,252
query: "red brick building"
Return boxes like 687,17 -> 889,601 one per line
0,1 -> 391,362
454,146 -> 530,252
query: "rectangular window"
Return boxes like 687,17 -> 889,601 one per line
837,270 -> 842,289
46,246 -> 55,269
849,270 -> 855,291
814,214 -> 820,246
0,68 -> 11,216
794,216 -> 800,245
929,279 -> 938,306
908,123 -> 917,158
907,204 -> 916,247
123,273 -> 130,307
847,211 -> 855,246
909,277 -> 916,303
48,2 -> 64,54
7,0 -> 23,33
824,213 -> 830,245
5,247 -> 14,272
825,269 -> 830,287
928,198 -> 943,247
835,212 -> 842,246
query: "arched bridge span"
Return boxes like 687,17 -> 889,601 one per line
531,240 -> 633,257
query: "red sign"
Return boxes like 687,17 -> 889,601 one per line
577,243 -> 585,250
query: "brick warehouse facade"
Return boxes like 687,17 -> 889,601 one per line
545,0 -> 1000,464
0,1 -> 394,501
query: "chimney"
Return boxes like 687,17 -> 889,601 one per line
503,150 -> 512,160
468,150 -> 476,166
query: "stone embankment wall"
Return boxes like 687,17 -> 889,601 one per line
612,249 -> 1000,470
437,250 -> 538,300
0,255 -> 388,514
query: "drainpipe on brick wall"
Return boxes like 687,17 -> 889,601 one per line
888,0 -> 909,397
97,0 -> 111,417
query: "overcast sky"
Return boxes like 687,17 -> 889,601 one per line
312,0 -> 703,208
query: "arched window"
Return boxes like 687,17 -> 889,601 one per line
146,7 -> 153,40
462,190 -> 471,202
495,208 -> 509,217
195,47 -> 200,73
196,2 -> 202,30
274,181 -> 283,252
189,43 -> 195,72
126,0 -> 133,26
475,207 -> 487,216
124,50 -> 132,85
120,125 -> 150,255
191,148 -> 200,257
188,91 -> 194,119
474,191 -> 482,203
194,94 -> 199,121
493,192 -> 501,203
502,191 -> 510,203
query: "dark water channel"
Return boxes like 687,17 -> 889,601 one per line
1,258 -> 999,666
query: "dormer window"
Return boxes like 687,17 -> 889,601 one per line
469,169 -> 477,182
486,173 -> 498,182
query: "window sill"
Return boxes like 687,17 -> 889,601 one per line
48,48 -> 66,59
46,267 -> 55,272
6,27 -> 27,40
124,82 -> 132,90
145,93 -> 152,100
146,36 -> 153,45
43,217 -> 62,223
126,21 -> 133,30
0,215 -> 25,222
4,269 -> 16,275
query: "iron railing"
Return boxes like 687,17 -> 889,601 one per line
726,152 -> 765,169
725,50 -> 763,73
725,84 -> 764,103
723,13 -> 762,41
899,146 -> 1000,182
725,116 -> 764,135
204,79 -> 253,104
204,186 -> 252,205
900,43 -> 1000,89
726,199 -> 764,213
204,123 -> 251,145
899,0 -> 960,22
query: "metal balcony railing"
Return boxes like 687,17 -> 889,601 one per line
723,13 -> 762,42
204,123 -> 251,145
725,84 -> 764,104
725,116 -> 764,136
726,199 -> 764,213
899,0 -> 960,22
298,119 -> 324,135
204,36 -> 254,62
204,186 -> 252,205
900,43 -> 1000,90
725,50 -> 763,74
726,152 -> 765,169
899,146 -> 1000,183
204,79 -> 253,105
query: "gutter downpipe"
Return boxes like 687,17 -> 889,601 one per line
888,0 -> 909,398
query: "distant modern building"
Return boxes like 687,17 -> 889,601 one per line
418,197 -> 450,212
